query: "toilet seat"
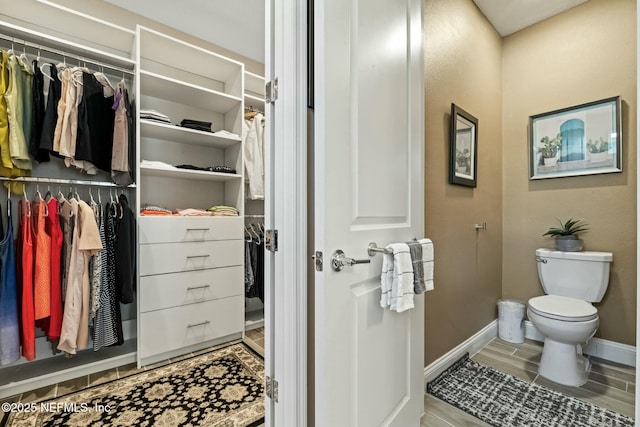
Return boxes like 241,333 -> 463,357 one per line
528,295 -> 597,322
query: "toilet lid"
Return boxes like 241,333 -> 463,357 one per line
528,295 -> 598,322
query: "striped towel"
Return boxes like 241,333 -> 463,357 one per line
418,238 -> 434,291
380,243 -> 415,312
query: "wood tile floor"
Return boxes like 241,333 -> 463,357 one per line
422,338 -> 636,426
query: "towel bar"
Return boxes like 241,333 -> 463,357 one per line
368,242 -> 393,256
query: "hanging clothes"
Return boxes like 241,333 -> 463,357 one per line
243,113 -> 265,200
245,226 -> 265,303
33,196 -> 52,321
18,199 -> 35,361
29,59 -> 48,162
0,200 -> 20,365
4,54 -> 33,170
60,67 -> 86,167
116,194 -> 135,304
73,71 -> 114,174
46,196 -> 63,342
58,194 -> 74,301
111,80 -> 132,186
57,198 -> 102,355
93,200 -> 123,350
52,65 -> 69,154
89,199 -> 102,322
39,63 -> 62,159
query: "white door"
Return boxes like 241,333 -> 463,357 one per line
313,0 -> 425,425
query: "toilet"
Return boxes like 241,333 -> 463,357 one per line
527,248 -> 613,387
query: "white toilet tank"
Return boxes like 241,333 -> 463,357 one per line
536,248 -> 613,302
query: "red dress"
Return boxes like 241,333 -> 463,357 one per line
19,200 -> 35,361
33,199 -> 51,321
46,197 -> 63,340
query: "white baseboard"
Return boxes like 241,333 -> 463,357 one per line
423,320 -> 497,388
423,318 -> 637,390
524,320 -> 636,367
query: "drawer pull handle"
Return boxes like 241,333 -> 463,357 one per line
186,255 -> 211,259
186,228 -> 211,232
187,320 -> 211,328
187,285 -> 211,291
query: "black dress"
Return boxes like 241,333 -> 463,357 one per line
38,64 -> 62,158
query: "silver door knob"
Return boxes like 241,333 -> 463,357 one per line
331,250 -> 371,271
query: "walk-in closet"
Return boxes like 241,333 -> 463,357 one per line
0,0 -> 267,403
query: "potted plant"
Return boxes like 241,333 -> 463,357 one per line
455,148 -> 470,174
538,134 -> 563,166
586,137 -> 609,163
542,218 -> 589,252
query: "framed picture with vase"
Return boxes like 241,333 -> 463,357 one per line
529,96 -> 622,180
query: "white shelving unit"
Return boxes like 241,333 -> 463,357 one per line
136,25 -> 246,366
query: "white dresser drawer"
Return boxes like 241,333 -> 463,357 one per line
139,296 -> 243,359
139,240 -> 243,276
139,266 -> 243,313
139,216 -> 242,244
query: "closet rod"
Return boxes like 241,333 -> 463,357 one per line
0,176 -> 136,188
245,214 -> 264,218
0,32 -> 135,76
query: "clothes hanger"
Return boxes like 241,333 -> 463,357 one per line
250,223 -> 261,244
244,225 -> 253,242
23,184 -> 31,218
18,41 -> 33,73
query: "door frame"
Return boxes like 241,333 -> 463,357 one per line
636,3 -> 640,421
266,0 -> 309,425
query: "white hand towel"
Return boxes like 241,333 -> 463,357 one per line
389,243 -> 414,312
380,250 -> 394,309
418,238 -> 434,291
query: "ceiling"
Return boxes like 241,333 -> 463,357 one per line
473,0 -> 591,36
104,0 -> 265,63
103,0 -> 591,64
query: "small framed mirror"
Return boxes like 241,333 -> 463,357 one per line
449,103 -> 478,187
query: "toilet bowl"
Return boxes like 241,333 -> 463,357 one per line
527,295 -> 598,386
528,249 -> 612,387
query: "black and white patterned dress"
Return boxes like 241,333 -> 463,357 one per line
92,203 -> 122,350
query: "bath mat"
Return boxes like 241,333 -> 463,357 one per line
426,353 -> 634,427
2,343 -> 264,427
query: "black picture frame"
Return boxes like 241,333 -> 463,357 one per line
529,96 -> 622,179
449,103 -> 478,187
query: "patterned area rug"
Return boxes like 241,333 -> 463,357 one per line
427,353 -> 634,427
3,343 -> 264,427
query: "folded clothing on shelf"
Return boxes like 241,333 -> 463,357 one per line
141,159 -> 175,170
213,130 -> 240,139
140,204 -> 175,216
175,164 -> 237,174
174,208 -> 213,216
140,109 -> 172,123
179,119 -> 213,132
206,205 -> 239,216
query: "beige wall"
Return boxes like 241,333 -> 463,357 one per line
502,0 -> 637,345
424,0 -> 504,364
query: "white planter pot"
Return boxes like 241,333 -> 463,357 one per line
543,157 -> 558,166
589,151 -> 608,163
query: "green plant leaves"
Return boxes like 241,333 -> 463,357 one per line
542,218 -> 589,237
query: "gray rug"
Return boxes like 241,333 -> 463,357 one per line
426,353 -> 634,427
